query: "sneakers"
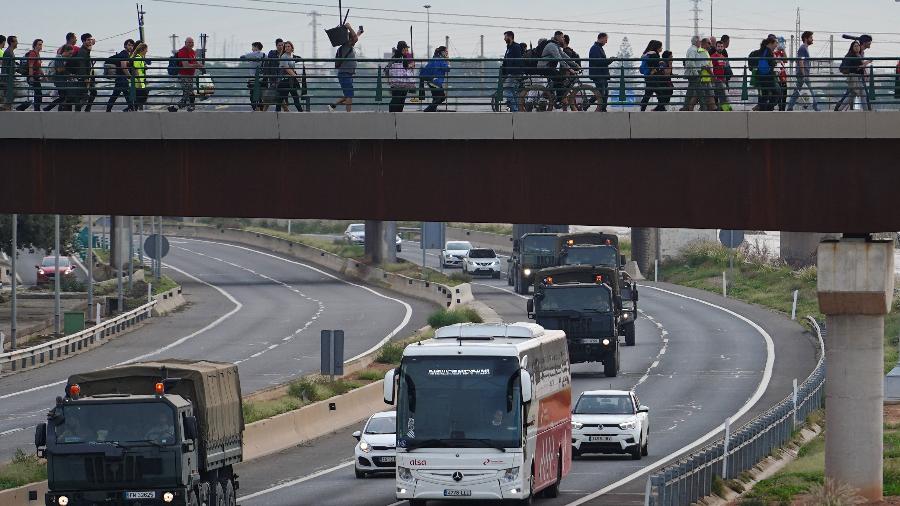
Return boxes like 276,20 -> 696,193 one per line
167,105 -> 178,112
186,106 -> 194,112
328,104 -> 337,112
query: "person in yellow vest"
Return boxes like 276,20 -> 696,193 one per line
130,42 -> 148,111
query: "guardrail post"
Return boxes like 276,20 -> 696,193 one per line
618,64 -> 626,104
740,65 -> 749,101
868,65 -> 876,103
375,66 -> 383,103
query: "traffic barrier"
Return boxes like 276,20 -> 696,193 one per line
644,316 -> 826,506
164,224 -> 473,309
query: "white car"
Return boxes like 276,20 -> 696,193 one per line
353,411 -> 397,478
344,223 -> 402,252
441,241 -> 473,268
571,390 -> 649,460
462,248 -> 502,278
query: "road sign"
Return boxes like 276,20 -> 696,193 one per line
421,222 -> 446,250
143,234 -> 170,260
321,330 -> 345,380
719,230 -> 745,249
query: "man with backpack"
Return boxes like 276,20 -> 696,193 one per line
105,39 -> 135,112
329,23 -> 361,112
168,37 -> 203,112
538,31 -> 576,110
15,39 -> 44,111
72,33 -> 96,112
588,33 -> 612,112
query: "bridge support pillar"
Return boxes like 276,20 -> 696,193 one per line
781,232 -> 838,267
108,216 -> 128,270
365,220 -> 397,265
818,237 -> 894,502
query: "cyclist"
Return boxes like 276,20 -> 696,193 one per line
559,34 -> 583,109
539,31 -> 577,110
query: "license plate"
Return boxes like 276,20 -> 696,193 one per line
125,491 -> 156,500
378,456 -> 396,463
581,339 -> 600,344
444,489 -> 472,497
588,436 -> 614,442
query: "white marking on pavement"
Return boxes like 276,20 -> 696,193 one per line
564,284 -> 775,506
470,282 -> 529,300
237,460 -> 355,502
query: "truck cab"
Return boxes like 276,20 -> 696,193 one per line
527,266 -> 621,377
508,233 -> 562,295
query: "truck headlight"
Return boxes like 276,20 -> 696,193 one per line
622,313 -> 630,320
57,497 -> 69,506
359,441 -> 371,453
163,492 -> 175,503
523,268 -> 532,276
602,339 -> 611,346
619,419 -> 637,431
397,466 -> 413,481
501,467 -> 520,483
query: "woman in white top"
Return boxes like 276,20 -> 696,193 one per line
277,41 -> 304,112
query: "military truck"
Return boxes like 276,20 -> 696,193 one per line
527,265 -> 621,377
507,225 -> 569,295
35,359 -> 243,506
556,233 -> 639,346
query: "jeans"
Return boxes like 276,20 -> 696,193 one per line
424,83 -> 446,112
15,79 -> 42,111
591,77 -> 609,111
503,76 -> 522,112
683,75 -> 713,110
834,75 -> 869,111
106,80 -> 133,111
389,88 -> 408,112
787,76 -> 819,111
277,77 -> 303,112
756,75 -> 778,111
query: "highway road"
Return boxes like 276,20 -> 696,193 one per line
0,237 -> 434,462
233,240 -> 818,506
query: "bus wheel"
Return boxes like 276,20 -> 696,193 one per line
543,452 -> 562,498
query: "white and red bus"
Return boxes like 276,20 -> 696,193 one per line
383,322 -> 571,504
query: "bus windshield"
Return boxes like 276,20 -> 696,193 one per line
397,356 -> 522,450
539,285 -> 612,312
563,246 -> 618,267
522,236 -> 557,255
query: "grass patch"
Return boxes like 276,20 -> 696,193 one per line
381,261 -> 470,287
427,307 -> 484,328
93,248 -> 110,264
242,397 -> 303,424
355,369 -> 384,381
376,342 -> 405,364
449,223 -> 514,236
287,376 -> 361,403
0,449 -> 47,491
254,219 -> 353,236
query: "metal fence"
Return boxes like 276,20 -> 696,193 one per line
2,55 -> 899,112
644,315 -> 826,506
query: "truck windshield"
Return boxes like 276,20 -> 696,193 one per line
397,356 -> 522,451
55,402 -> 178,446
523,236 -> 557,255
563,246 -> 618,267
539,286 -> 612,312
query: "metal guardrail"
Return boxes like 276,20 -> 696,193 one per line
644,315 -> 826,506
0,300 -> 157,373
3,55 -> 899,112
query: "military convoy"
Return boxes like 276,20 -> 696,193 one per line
36,360 -> 243,506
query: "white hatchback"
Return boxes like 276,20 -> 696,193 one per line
353,411 -> 397,478
441,241 -> 473,268
571,390 -> 649,460
463,248 -> 502,278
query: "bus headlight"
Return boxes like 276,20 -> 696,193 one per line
57,497 -> 69,506
163,492 -> 175,503
397,466 -> 413,481
501,467 -> 520,483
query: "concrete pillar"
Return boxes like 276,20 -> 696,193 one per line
630,227 -> 658,278
781,232 -> 836,267
364,220 -> 397,265
818,237 -> 894,502
108,216 -> 128,270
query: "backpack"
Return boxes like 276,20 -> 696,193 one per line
757,54 -> 771,75
523,39 -> 552,69
167,55 -> 180,76
16,55 -> 29,76
103,55 -> 120,78
747,49 -> 760,71
639,53 -> 651,76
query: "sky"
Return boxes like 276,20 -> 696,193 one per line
4,0 -> 900,63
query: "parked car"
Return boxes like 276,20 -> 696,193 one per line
462,248 -> 502,278
36,255 -> 76,286
441,241 -> 473,268
344,224 -> 403,252
571,390 -> 649,460
353,411 -> 397,478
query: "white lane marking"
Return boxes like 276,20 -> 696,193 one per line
634,309 -> 667,388
237,460 -> 355,502
0,427 -> 26,437
564,284 -> 775,506
0,259 -> 244,403
470,282 -> 529,300
175,238 -> 413,363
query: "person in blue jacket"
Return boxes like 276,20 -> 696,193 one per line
421,46 -> 450,112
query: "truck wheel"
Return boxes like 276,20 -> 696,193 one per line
213,481 -> 226,506
516,274 -> 529,295
624,322 -> 636,347
604,349 -> 619,378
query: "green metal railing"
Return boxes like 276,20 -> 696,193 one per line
3,56 -> 899,112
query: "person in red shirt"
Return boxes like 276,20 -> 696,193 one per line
710,41 -> 731,110
168,37 -> 203,112
773,37 -> 788,111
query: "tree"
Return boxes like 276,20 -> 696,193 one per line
0,215 -> 83,257
611,36 -> 641,107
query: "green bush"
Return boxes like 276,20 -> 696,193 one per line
427,308 -> 484,329
287,377 -> 360,403
0,448 -> 47,490
356,369 -> 383,381
376,343 -> 405,365
448,272 -> 472,283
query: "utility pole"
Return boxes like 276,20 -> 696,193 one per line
690,0 -> 702,37
10,214 -> 16,349
169,34 -> 179,55
54,215 -> 60,336
480,34 -> 485,89
136,3 -> 146,42
709,0 -> 713,39
309,11 -> 319,61
423,5 -> 432,57
665,0 -> 671,49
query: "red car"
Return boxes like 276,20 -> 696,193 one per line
36,255 -> 76,286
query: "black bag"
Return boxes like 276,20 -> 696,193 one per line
747,49 -> 761,71
523,39 -> 552,69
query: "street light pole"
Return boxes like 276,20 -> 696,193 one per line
423,5 -> 432,58
54,215 -> 61,336
665,0 -> 671,50
10,214 -> 16,349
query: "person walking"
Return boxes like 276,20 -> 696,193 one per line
276,41 -> 304,112
329,23 -> 361,112
773,37 -> 789,111
72,34 -> 96,111
681,35 -> 713,111
131,42 -> 149,110
388,41 -> 415,112
655,50 -> 674,111
0,35 -> 7,112
240,42 -> 265,111
638,40 -> 663,112
501,31 -> 524,112
588,33 -> 612,111
787,31 -> 819,111
421,46 -> 450,112
895,59 -> 900,100
168,37 -> 202,112
755,37 -> 778,111
834,35 -> 872,111
106,39 -> 135,112
0,35 -> 16,111
720,34 -> 733,86
15,39 -> 44,111
710,41 -> 732,110
834,40 -> 870,111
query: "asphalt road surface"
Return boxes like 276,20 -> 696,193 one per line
0,237 -> 434,462
234,240 -> 818,506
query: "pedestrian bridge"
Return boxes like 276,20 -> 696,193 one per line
2,111 -> 898,232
